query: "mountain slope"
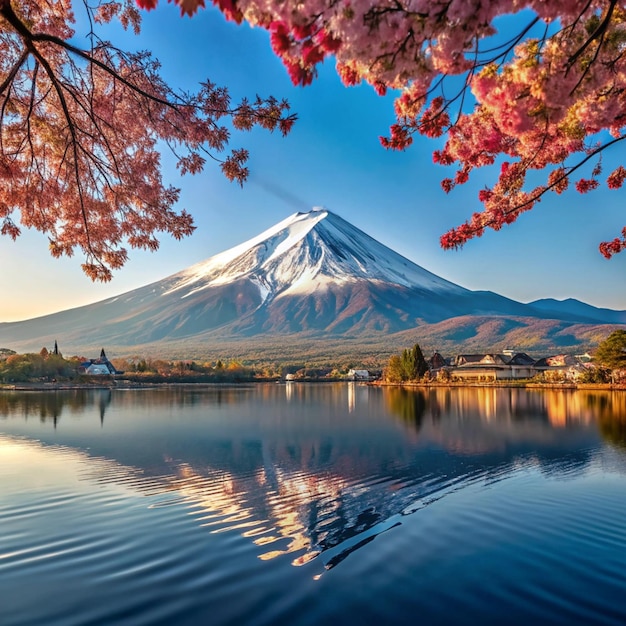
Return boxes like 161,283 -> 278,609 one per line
528,298 -> 626,324
0,209 -> 623,356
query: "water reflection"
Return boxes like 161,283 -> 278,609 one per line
1,385 -> 625,575
386,388 -> 426,429
0,389 -> 112,427
598,414 -> 626,449
0,386 -> 254,426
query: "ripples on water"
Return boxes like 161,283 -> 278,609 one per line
1,385 -> 626,625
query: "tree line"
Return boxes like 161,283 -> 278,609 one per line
1,329 -> 625,385
0,350 -> 78,382
0,349 -> 258,383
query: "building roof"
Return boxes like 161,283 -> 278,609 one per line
428,352 -> 448,369
455,354 -> 510,366
508,353 -> 535,366
79,348 -> 120,374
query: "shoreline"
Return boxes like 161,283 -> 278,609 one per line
0,380 -> 262,391
1,379 -> 625,392
372,380 -> 626,391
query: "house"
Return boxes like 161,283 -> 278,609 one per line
79,348 -> 120,376
454,354 -> 510,367
507,352 -> 536,379
450,354 -> 512,381
348,369 -> 371,381
433,350 -> 614,383
448,353 -> 537,381
428,351 -> 448,372
533,354 -> 588,381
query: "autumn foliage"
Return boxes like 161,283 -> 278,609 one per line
0,0 -> 295,280
143,0 -> 626,258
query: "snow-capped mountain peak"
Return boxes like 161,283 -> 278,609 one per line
1,208 -> 620,353
165,208 -> 466,300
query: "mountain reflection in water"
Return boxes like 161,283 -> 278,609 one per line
1,384 -> 625,575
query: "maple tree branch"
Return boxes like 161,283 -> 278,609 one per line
0,46 -> 28,97
26,46 -> 97,259
0,1 -> 296,279
0,2 -> 174,110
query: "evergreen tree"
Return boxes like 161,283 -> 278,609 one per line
595,330 -> 626,370
400,344 -> 429,380
386,343 -> 429,382
400,349 -> 414,380
411,343 -> 429,379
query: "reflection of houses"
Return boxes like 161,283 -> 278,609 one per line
79,349 -> 120,375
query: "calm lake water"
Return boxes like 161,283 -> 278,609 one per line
1,383 -> 625,625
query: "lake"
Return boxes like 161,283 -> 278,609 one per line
1,383 -> 625,625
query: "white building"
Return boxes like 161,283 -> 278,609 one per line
348,369 -> 371,381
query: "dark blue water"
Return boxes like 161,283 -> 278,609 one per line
1,384 -> 625,625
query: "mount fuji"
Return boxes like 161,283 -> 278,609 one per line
1,209 -> 624,358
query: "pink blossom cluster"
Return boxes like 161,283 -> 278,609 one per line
136,0 -> 626,256
434,6 -> 626,253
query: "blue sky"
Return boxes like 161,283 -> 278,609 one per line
1,4 -> 625,322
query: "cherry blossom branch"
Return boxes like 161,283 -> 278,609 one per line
440,134 -> 626,249
566,0 -> 617,68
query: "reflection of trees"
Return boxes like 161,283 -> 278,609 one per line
4,385 -> 622,429
582,391 -> 626,421
573,391 -> 626,450
97,390 -> 112,425
584,391 -> 626,450
386,388 -> 426,432
0,389 -> 115,425
0,390 -> 95,422
0,386 -> 251,422
598,416 -> 626,449
386,387 -> 618,429
108,386 -> 252,411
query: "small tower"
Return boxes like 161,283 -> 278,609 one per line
100,348 -> 107,360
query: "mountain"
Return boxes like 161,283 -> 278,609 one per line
0,209 -> 623,359
528,298 -> 626,325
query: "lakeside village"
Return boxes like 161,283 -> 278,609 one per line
0,330 -> 625,388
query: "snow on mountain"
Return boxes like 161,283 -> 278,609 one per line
164,209 -> 467,302
1,208 -> 624,355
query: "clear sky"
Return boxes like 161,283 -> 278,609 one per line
1,4 -> 625,322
